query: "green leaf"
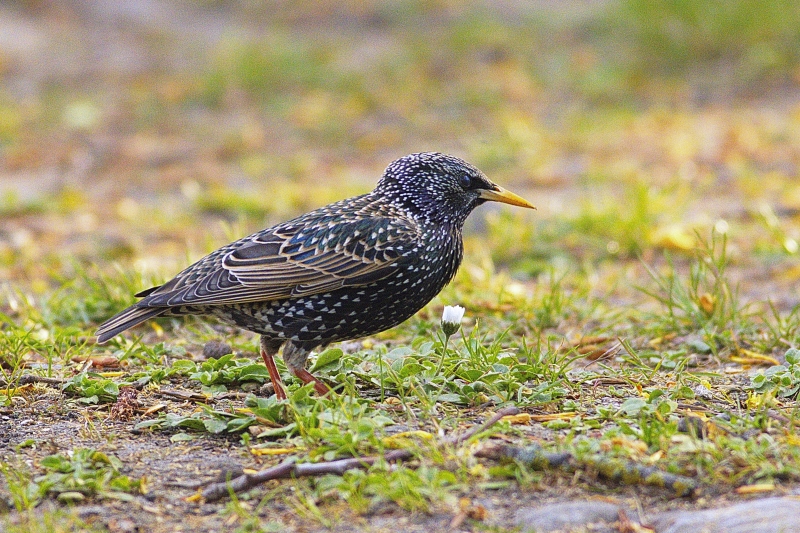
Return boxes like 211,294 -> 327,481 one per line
619,398 -> 647,416
310,348 -> 344,373
169,360 -> 197,374
458,369 -> 484,381
40,456 -> 71,472
648,389 -> 665,402
163,413 -> 206,431
399,362 -> 425,378
226,417 -> 255,433
238,363 -> 270,381
170,432 -> 194,442
203,418 -> 229,434
15,439 -> 36,450
255,422 -> 297,438
384,347 -> 413,360
436,393 -> 463,404
687,339 -> 711,353
133,419 -> 163,430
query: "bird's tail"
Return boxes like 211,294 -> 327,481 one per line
95,305 -> 167,343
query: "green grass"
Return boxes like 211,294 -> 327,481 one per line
8,220 -> 800,522
1,509 -> 108,533
610,0 -> 800,86
2,449 -> 142,510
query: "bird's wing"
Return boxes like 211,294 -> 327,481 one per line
140,214 -> 419,307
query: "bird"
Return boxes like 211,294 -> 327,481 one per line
96,152 -> 535,400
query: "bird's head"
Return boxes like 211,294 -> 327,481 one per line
375,152 -> 535,225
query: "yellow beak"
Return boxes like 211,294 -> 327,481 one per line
478,185 -> 536,209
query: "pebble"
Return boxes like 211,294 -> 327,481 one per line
202,340 -> 233,359
650,497 -> 800,533
512,497 -> 800,533
514,500 -> 624,532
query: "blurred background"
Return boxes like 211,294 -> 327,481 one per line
2,0 -> 800,297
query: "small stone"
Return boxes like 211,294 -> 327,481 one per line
202,340 -> 233,359
692,384 -> 713,399
650,497 -> 800,533
258,382 -> 276,397
107,518 -> 138,533
514,501 -> 625,532
240,382 -> 260,392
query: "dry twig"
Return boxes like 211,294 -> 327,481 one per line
0,374 -> 66,388
199,405 -> 520,501
476,443 -> 698,497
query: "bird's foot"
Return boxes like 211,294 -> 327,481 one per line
291,367 -> 332,396
271,381 -> 287,401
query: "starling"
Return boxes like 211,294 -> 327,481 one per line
96,153 -> 535,399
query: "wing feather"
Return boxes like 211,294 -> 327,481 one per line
140,205 -> 418,308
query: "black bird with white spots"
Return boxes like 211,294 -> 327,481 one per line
96,152 -> 535,399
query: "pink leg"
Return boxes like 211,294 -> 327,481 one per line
259,338 -> 286,400
290,367 -> 332,396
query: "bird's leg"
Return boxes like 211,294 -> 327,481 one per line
291,368 -> 331,396
283,341 -> 332,396
259,337 -> 286,400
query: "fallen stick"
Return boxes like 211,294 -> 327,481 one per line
199,405 -> 520,502
0,374 -> 66,388
476,443 -> 697,497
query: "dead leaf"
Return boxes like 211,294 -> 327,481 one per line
1,383 -> 34,397
70,355 -> 121,369
109,386 -> 139,420
731,349 -> 780,366
698,293 -> 716,314
382,430 -> 434,449
250,447 -> 296,456
651,225 -> 696,251
735,483 -> 775,494
142,403 -> 167,416
158,388 -> 210,403
573,335 -> 612,346
502,412 -> 577,424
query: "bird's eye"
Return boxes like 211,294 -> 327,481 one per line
459,175 -> 472,189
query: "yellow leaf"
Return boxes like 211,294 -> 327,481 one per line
2,384 -> 34,396
529,412 -> 577,422
735,483 -> 775,494
382,430 -> 433,449
651,225 -> 696,251
649,336 -> 664,347
502,413 -> 531,424
784,434 -> 800,446
143,403 -> 167,416
469,464 -> 488,477
731,349 -> 780,366
250,447 -> 296,456
648,450 -> 664,463
698,293 -> 716,314
777,263 -> 800,282
501,412 -> 576,424
185,491 -> 202,502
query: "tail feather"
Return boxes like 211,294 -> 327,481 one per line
95,305 -> 167,343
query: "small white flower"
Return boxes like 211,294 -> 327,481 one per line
441,305 -> 465,336
441,305 -> 465,325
